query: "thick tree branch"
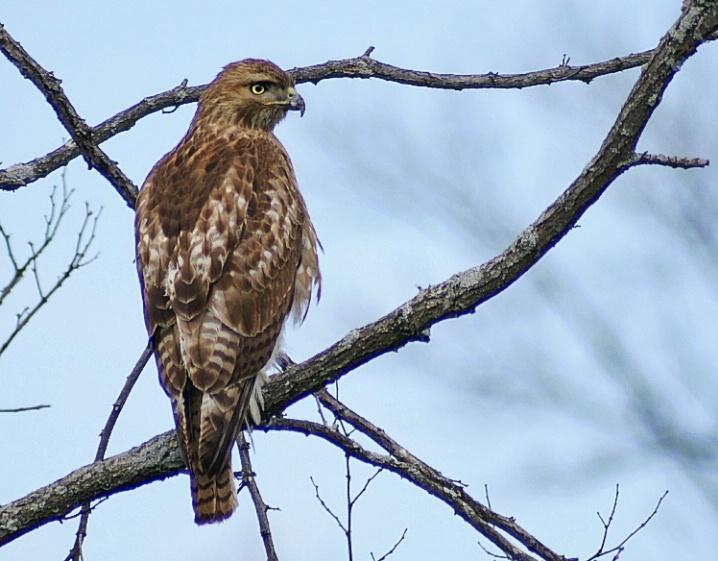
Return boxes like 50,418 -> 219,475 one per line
0,0 -> 716,552
0,23 -> 138,207
0,432 -> 184,546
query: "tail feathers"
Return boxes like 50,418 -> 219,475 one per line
191,460 -> 238,525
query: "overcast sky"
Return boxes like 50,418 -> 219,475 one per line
1,2 -> 717,560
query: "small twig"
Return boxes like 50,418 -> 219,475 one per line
65,340 -> 152,561
310,476 -> 347,533
29,244 -> 44,297
352,467 -> 382,506
371,528 -> 408,561
0,404 -> 50,413
594,485 -> 620,556
237,432 -> 279,561
61,498 -> 109,522
0,189 -> 101,358
627,151 -> 709,170
478,537 -> 511,560
344,455 -> 354,561
0,178 -> 72,307
0,224 -> 19,272
314,394 -> 330,426
586,490 -> 669,561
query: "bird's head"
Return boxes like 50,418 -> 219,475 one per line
198,59 -> 305,131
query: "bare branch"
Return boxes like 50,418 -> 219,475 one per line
627,151 -> 710,169
0,178 -> 72,307
310,433 -> 383,561
311,385 -> 385,561
0,23 -> 138,206
270,416 -> 548,561
0,431 -> 184,547
343,456 -> 355,561
586,490 -> 669,561
1,44 -> 697,197
96,341 -> 154,461
319,391 -> 567,561
0,404 -> 50,413
0,80 -> 202,194
0,224 -> 19,272
237,432 -> 279,561
477,538 -> 512,561
310,475 -> 347,534
593,485 -> 621,558
1,30 -> 710,210
0,196 -> 101,358
65,341 -> 153,561
292,47 -> 654,90
352,467 -> 382,506
371,528 -> 408,561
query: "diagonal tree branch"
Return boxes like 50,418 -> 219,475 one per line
270,408 -> 551,561
0,0 -> 716,554
0,431 -> 184,546
237,432 -> 280,561
64,341 -> 153,561
314,390 -> 565,561
0,80 -> 202,193
0,22 -> 138,207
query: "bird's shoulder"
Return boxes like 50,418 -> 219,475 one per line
136,126 -> 291,240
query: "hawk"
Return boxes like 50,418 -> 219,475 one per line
135,59 -> 321,524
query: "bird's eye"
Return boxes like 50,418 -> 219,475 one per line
251,84 -> 266,95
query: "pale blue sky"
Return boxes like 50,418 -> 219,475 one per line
1,2 -> 716,560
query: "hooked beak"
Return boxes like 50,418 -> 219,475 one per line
286,87 -> 305,117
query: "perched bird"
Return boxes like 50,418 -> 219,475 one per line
135,59 -> 321,524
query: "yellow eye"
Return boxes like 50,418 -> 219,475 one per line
251,84 -> 266,95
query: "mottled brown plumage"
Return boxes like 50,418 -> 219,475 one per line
135,59 -> 320,524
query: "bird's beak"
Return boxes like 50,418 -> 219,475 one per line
287,88 -> 305,117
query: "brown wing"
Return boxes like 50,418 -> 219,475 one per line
136,129 -> 317,522
191,138 -> 309,476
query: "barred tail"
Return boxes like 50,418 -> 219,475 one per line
191,460 -> 238,525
